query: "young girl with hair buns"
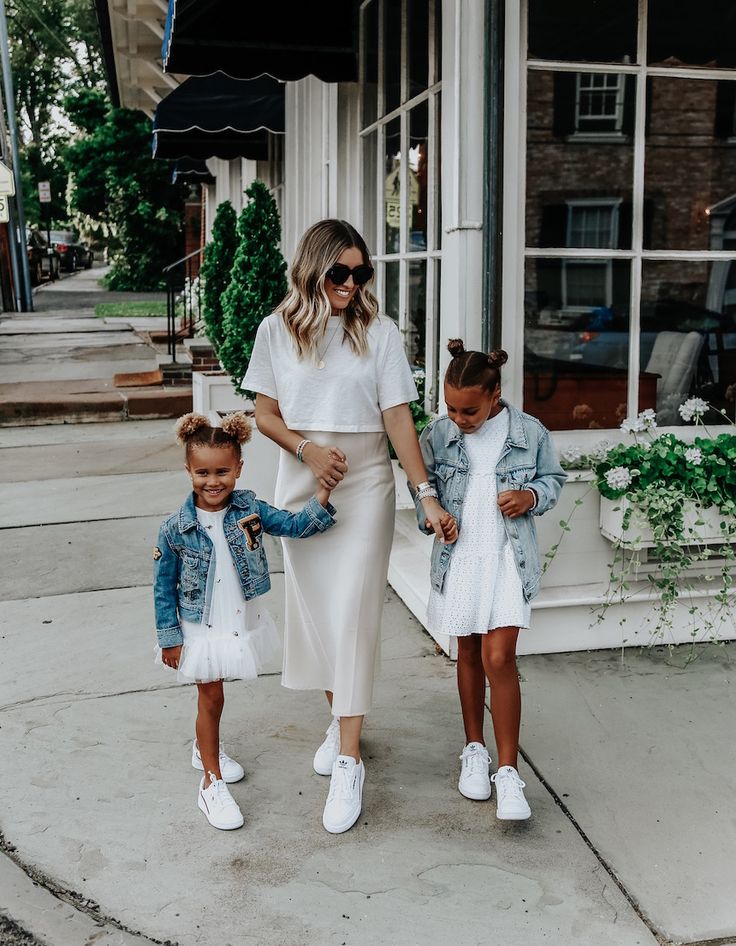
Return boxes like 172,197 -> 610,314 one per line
153,411 -> 336,830
416,340 -> 566,820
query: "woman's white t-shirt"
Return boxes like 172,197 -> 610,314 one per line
242,313 -> 418,432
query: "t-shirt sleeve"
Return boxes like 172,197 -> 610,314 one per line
377,320 -> 419,411
242,318 -> 278,398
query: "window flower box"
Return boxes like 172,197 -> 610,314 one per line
599,496 -> 730,549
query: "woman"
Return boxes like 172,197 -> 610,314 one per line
243,219 -> 455,834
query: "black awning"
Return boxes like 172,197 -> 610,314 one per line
162,0 -> 359,81
171,158 -> 216,184
152,73 -> 284,161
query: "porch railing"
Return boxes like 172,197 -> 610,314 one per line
162,247 -> 204,362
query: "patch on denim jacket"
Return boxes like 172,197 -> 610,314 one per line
153,546 -> 162,561
238,514 -> 263,550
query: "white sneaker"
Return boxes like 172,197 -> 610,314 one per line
313,717 -> 340,776
492,765 -> 532,820
197,773 -> 244,830
322,755 -> 365,834
192,740 -> 245,783
458,742 -> 492,800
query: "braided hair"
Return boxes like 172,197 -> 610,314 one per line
174,412 -> 252,459
445,339 -> 508,393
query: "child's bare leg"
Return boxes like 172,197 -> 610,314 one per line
196,680 -> 224,785
480,627 -> 521,769
339,714 -> 363,762
456,635 -> 486,745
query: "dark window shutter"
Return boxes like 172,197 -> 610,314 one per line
643,198 -> 654,248
618,202 -> 632,250
621,75 -> 636,137
714,81 -> 736,139
539,204 -> 568,247
552,73 -> 577,137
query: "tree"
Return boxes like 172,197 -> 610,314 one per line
219,181 -> 287,392
200,201 -> 238,353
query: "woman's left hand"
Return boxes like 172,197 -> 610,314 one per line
421,497 -> 458,544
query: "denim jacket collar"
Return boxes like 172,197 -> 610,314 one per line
443,400 -> 529,450
178,490 -> 252,532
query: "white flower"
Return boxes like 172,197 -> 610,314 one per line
560,445 -> 584,466
621,416 -> 645,434
589,439 -> 613,461
685,447 -> 703,465
678,397 -> 709,422
605,466 -> 633,491
640,408 -> 658,430
412,368 -> 426,381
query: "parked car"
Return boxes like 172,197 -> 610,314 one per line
26,230 -> 61,286
48,230 -> 94,271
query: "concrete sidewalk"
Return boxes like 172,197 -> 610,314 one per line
0,420 -> 734,946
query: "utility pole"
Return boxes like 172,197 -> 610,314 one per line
0,0 -> 33,311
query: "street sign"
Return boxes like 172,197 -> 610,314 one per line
0,161 -> 15,196
38,181 -> 51,203
0,195 -> 8,223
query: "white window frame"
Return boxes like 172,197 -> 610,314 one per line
502,0 -> 736,432
562,198 -> 621,311
574,71 -> 625,135
359,0 -> 442,411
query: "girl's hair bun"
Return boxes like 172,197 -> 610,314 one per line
220,411 -> 253,444
488,349 -> 509,368
447,338 -> 466,358
174,412 -> 209,444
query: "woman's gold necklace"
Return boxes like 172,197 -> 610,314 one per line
316,321 -> 342,370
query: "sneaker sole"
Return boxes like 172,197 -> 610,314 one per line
313,757 -> 336,776
496,808 -> 532,821
197,793 -> 244,830
458,783 -> 492,801
322,766 -> 365,834
192,758 -> 245,783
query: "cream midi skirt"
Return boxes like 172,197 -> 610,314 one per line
275,431 -> 395,717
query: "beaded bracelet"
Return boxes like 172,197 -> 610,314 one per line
295,439 -> 312,463
415,485 -> 439,502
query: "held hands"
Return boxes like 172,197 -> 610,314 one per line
315,484 -> 332,508
497,489 -> 535,519
161,644 -> 182,669
422,496 -> 458,544
304,443 -> 348,492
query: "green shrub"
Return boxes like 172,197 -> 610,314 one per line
200,201 -> 238,353
219,181 -> 287,392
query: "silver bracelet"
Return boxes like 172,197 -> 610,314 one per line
416,486 -> 438,502
296,439 -> 311,462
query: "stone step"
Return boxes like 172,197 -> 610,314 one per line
0,385 -> 191,426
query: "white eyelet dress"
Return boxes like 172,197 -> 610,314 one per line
427,408 -> 531,636
158,506 -> 279,684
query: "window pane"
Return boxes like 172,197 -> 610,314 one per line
362,0 -> 379,126
408,0 -> 429,98
435,94 -> 442,246
384,0 -> 402,114
409,100 -> 429,251
644,77 -> 736,250
641,260 -> 736,425
648,0 -> 736,69
527,0 -> 638,64
362,131 -> 378,251
524,257 -> 631,430
384,118 -> 402,254
432,259 -> 441,410
526,70 -> 634,249
434,0 -> 442,81
385,260 -> 400,323
408,259 -> 426,369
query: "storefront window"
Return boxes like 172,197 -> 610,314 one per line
361,0 -> 442,409
519,1 -> 736,429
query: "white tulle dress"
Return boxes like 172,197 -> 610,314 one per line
427,408 -> 531,636
156,506 -> 279,684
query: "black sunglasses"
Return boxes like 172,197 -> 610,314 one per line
325,263 -> 374,287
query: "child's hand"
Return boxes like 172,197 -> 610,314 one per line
315,484 -> 332,508
426,512 -> 458,543
161,644 -> 183,669
497,489 -> 535,519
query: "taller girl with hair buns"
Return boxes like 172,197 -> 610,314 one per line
243,219 -> 456,834
415,340 -> 566,821
153,412 -> 336,831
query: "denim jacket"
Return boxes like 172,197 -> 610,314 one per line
153,489 -> 336,648
412,401 -> 566,602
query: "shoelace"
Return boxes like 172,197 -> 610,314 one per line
491,768 -> 526,800
328,764 -> 357,802
324,721 -> 340,748
461,747 -> 489,777
207,773 -> 232,806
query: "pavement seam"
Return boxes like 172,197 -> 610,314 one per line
518,745 -> 736,946
0,834 -> 176,946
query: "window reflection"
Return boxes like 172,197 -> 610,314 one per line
648,0 -> 736,69
385,260 -> 400,323
408,259 -> 426,368
528,0 -> 637,64
408,0 -> 429,98
384,0 -> 401,114
409,101 -> 428,251
362,0 -> 378,126
641,261 -> 736,424
384,118 -> 401,253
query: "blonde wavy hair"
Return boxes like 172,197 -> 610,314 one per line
275,219 -> 379,360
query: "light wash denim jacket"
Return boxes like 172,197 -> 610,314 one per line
153,489 -> 336,648
413,401 -> 567,602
